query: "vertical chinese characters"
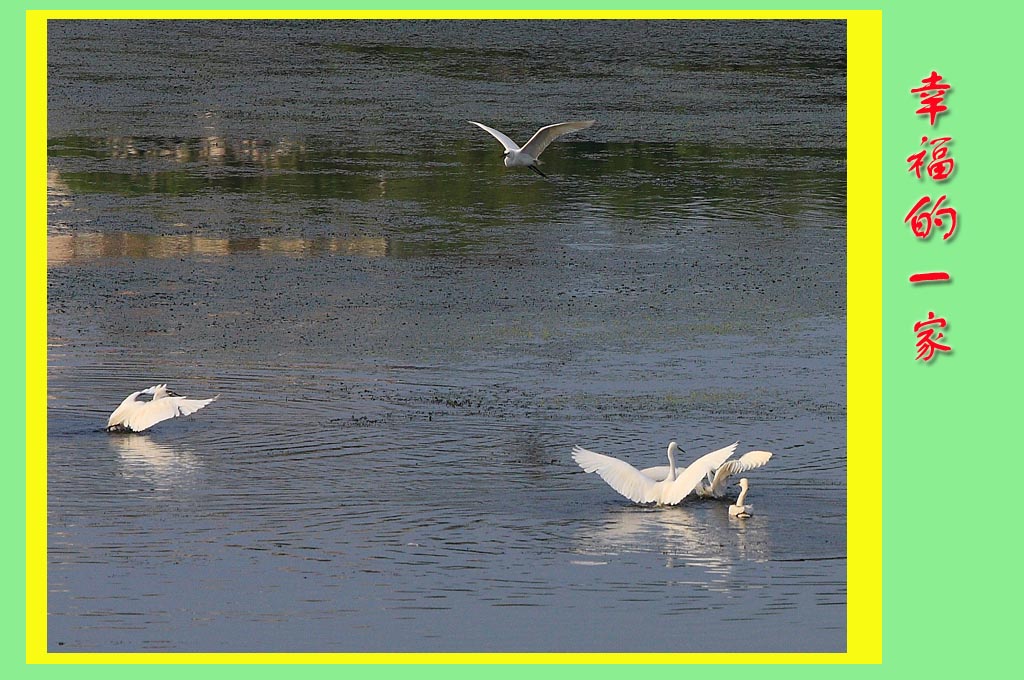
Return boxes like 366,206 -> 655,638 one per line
907,71 -> 954,361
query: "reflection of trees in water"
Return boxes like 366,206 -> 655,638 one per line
48,134 -> 845,225
58,134 -> 308,165
48,232 -> 389,264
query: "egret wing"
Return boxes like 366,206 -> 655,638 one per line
701,441 -> 741,488
468,121 -> 520,152
663,443 -> 740,505
639,465 -> 671,481
572,445 -> 658,504
173,395 -> 217,417
520,120 -> 595,159
125,395 -> 216,432
707,450 -> 773,497
106,390 -> 147,429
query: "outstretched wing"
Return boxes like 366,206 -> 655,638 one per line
106,385 -> 168,429
639,465 -> 671,481
662,443 -> 740,505
124,395 -> 217,432
707,450 -> 773,497
520,120 -> 595,159
572,445 -> 658,504
468,120 -> 520,152
106,390 -> 146,429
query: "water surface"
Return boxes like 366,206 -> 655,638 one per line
48,19 -> 847,653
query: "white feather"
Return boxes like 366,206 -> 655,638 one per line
468,119 -> 595,173
106,384 -> 216,433
640,442 -> 740,481
519,121 -> 595,158
704,450 -> 773,497
467,120 -> 520,152
572,441 -> 738,506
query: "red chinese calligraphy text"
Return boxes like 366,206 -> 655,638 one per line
907,136 -> 955,181
909,272 -> 951,283
904,195 -> 957,240
914,311 -> 952,361
910,71 -> 951,125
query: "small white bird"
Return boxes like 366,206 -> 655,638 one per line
106,384 -> 217,433
571,441 -> 739,506
729,478 -> 753,518
638,448 -> 773,498
468,119 -> 595,177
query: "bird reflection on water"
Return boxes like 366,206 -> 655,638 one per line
110,435 -> 201,491
573,503 -> 771,576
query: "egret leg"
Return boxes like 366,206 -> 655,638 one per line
528,164 -> 548,178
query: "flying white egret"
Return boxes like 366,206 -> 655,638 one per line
639,448 -> 773,498
468,120 -> 595,177
729,478 -> 753,518
571,441 -> 739,506
106,384 -> 217,433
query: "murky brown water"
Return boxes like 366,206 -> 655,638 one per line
47,19 -> 846,652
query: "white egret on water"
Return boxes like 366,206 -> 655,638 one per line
468,120 -> 595,177
571,441 -> 739,506
106,384 -> 216,433
729,478 -> 753,518
639,448 -> 773,498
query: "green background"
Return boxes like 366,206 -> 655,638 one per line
5,0 -> 1019,675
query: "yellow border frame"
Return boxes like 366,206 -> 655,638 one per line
26,9 -> 881,664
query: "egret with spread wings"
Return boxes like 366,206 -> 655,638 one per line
106,384 -> 217,433
468,120 -> 595,177
571,441 -> 739,506
639,448 -> 774,498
